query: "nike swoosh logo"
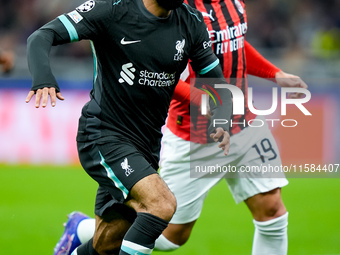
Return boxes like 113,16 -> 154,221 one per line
120,37 -> 141,45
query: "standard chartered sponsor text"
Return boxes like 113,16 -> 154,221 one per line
139,70 -> 176,87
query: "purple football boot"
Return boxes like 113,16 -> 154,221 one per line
53,211 -> 90,255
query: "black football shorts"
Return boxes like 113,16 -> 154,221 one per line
77,137 -> 157,216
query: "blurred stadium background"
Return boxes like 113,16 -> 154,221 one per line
0,0 -> 339,254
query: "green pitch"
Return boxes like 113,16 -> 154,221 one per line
1,164 -> 339,254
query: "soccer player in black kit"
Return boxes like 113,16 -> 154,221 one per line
25,0 -> 233,254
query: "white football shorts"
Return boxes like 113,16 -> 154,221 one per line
159,116 -> 289,224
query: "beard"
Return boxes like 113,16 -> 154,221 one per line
155,0 -> 184,10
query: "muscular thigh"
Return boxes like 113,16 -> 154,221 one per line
125,173 -> 177,221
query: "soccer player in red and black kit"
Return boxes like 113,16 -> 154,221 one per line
156,0 -> 307,254
25,0 -> 234,254
51,0 -> 307,255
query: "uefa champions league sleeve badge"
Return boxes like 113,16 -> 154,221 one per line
76,0 -> 96,13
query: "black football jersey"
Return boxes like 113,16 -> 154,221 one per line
30,0 -> 219,164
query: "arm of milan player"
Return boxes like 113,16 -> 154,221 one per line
172,79 -> 206,107
245,40 -> 281,79
245,41 -> 308,98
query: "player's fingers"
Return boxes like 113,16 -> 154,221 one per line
41,87 -> 50,108
25,91 -> 35,103
210,128 -> 224,142
294,92 -> 307,99
298,78 -> 308,89
35,89 -> 43,108
287,92 -> 299,99
286,77 -> 301,87
218,131 -> 230,156
292,79 -> 308,99
219,143 -> 230,156
49,88 -> 57,107
56,92 -> 65,101
293,79 -> 301,87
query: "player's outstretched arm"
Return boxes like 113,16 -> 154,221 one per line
26,27 -> 61,108
26,18 -> 73,108
245,41 -> 281,79
245,41 -> 308,98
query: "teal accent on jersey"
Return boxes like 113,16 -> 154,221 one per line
198,59 -> 219,75
90,41 -> 98,85
58,15 -> 79,42
99,151 -> 129,199
183,4 -> 201,22
121,245 -> 151,255
113,0 -> 123,5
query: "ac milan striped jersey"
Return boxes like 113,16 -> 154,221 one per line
167,0 -> 257,143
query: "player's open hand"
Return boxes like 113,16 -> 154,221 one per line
275,70 -> 308,98
210,127 -> 230,156
25,87 -> 64,108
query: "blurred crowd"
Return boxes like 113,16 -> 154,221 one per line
0,0 -> 339,77
0,0 -> 89,59
246,0 -> 340,59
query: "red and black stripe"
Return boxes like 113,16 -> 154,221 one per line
187,0 -> 256,134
